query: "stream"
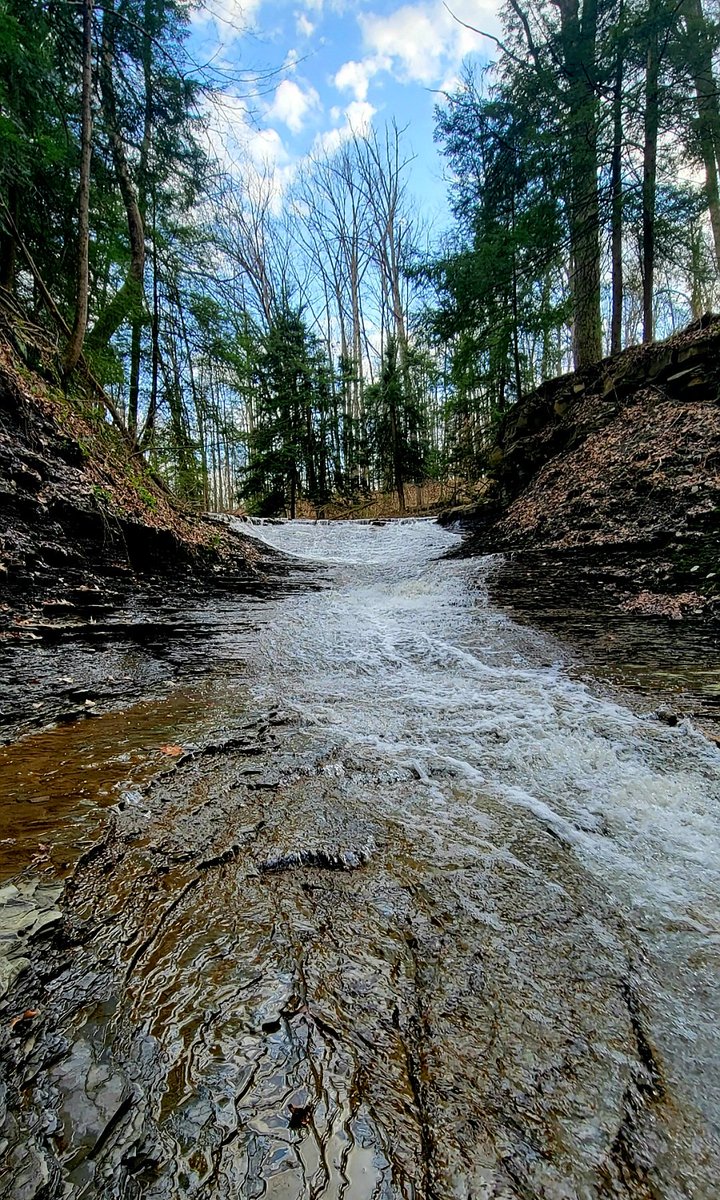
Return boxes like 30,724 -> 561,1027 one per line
1,518 -> 719,1199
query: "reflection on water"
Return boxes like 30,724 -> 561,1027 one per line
0,681 -> 250,881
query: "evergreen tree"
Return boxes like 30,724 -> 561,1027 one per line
365,336 -> 428,514
240,308 -> 335,517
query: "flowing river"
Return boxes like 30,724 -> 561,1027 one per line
1,518 -> 720,1199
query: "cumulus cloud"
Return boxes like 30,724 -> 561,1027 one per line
266,79 -> 321,134
312,99 -> 376,156
357,0 -> 498,88
295,12 -> 315,37
333,59 -> 378,102
247,126 -> 290,166
345,100 -> 375,133
204,92 -> 290,175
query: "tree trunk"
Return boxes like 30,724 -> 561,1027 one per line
610,0 -> 625,355
682,0 -> 720,271
390,401 -> 405,513
554,0 -> 602,368
140,199 -> 160,449
0,185 -> 18,292
91,2 -> 145,349
510,176 -> 523,403
64,0 -> 94,376
128,318 -> 141,433
689,221 -> 705,317
642,9 -> 659,343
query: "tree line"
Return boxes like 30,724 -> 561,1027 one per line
431,0 -> 720,463
1,0 -> 719,516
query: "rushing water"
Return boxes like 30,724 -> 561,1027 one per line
237,518 -> 720,1191
3,518 -> 720,1199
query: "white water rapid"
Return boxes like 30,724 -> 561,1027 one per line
235,515 -> 720,1196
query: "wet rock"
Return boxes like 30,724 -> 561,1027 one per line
0,880 -> 63,998
259,846 -> 373,873
49,1040 -> 134,1168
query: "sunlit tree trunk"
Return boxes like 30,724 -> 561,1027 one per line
682,0 -> 720,270
553,0 -> 602,367
610,0 -> 625,354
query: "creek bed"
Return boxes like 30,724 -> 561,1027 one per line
1,518 -> 719,1199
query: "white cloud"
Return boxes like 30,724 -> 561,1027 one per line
438,72 -> 462,96
295,12 -> 315,37
312,99 -> 376,156
266,79 -> 321,134
191,0 -> 263,39
345,100 -> 375,134
358,0 -> 498,87
247,126 -> 290,167
204,92 -> 291,176
333,59 -> 378,102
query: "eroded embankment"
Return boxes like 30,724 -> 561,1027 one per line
0,338 -> 280,635
449,315 -> 720,627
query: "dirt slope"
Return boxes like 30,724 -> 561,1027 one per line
0,334 -> 273,633
451,315 -> 720,622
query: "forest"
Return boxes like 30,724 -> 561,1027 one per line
1,0 -> 720,515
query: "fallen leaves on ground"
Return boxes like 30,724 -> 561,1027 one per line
10,1010 -> 40,1029
621,590 -> 706,619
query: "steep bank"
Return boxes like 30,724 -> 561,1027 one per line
0,334 -> 278,636
449,316 -> 720,626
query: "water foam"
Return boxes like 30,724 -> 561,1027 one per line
237,517 -> 720,1118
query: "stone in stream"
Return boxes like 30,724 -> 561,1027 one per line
259,845 -> 373,873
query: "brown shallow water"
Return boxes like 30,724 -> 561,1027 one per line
0,681 -> 249,882
1,520 -> 720,1199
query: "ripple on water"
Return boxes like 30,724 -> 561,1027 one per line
239,518 -> 720,1136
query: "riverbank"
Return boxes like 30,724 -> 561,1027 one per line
0,336 -> 284,637
445,315 -> 720,630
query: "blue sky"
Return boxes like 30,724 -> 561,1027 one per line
190,0 -> 498,225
